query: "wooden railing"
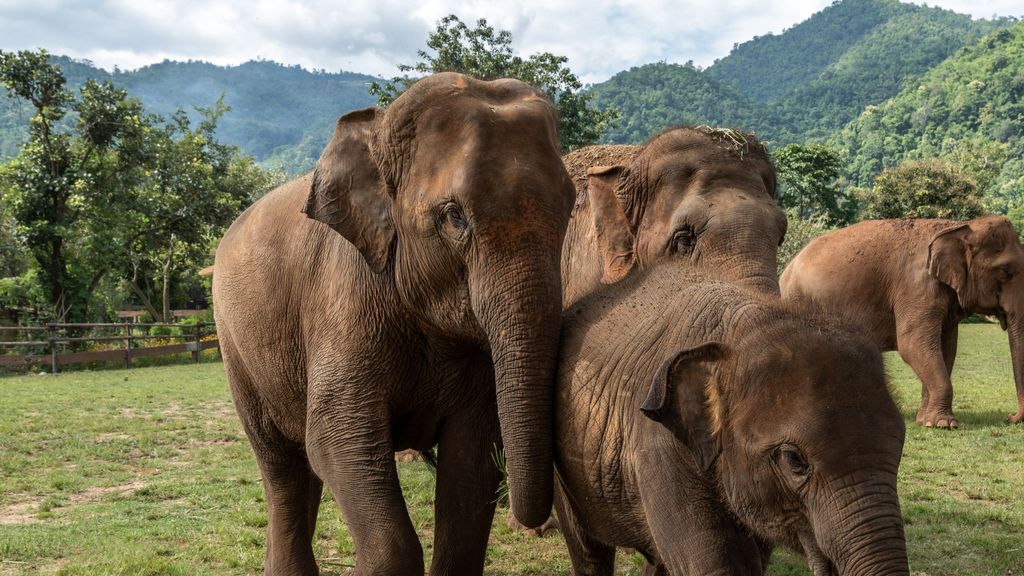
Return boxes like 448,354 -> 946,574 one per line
0,322 -> 218,373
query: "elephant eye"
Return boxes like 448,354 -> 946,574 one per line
671,227 -> 697,255
775,444 -> 810,480
439,202 -> 470,240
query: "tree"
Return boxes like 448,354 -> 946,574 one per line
108,102 -> 283,321
0,50 -> 281,321
369,15 -> 618,151
859,158 -> 984,220
772,143 -> 854,224
0,49 -> 150,321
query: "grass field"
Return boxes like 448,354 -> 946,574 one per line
1,324 -> 1022,575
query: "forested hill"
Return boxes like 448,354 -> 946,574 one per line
0,0 -> 1019,174
588,62 -> 779,145
706,0 -> 911,103
0,58 -> 378,172
591,0 -> 1010,145
839,21 -> 1024,209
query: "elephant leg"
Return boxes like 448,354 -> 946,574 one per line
897,316 -> 958,429
553,474 -> 615,576
222,355 -> 320,575
429,407 -> 502,576
941,319 -> 960,377
305,395 -> 423,576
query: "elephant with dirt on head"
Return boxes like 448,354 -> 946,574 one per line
561,126 -> 787,307
212,73 -> 575,575
507,126 -> 787,537
554,264 -> 909,576
782,216 -> 1024,428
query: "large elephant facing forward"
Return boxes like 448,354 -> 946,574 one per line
782,216 -> 1024,428
213,73 -> 575,575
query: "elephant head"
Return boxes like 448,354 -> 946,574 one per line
641,319 -> 908,575
928,215 -> 1024,423
577,127 -> 786,294
303,73 -> 576,526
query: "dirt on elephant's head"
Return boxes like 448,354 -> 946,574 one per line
562,144 -> 641,191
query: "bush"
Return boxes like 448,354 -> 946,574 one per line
779,209 -> 833,275
859,158 -> 984,220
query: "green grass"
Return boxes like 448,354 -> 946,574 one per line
1,325 -> 1022,575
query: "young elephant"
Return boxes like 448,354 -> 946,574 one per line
555,264 -> 909,575
781,216 -> 1024,428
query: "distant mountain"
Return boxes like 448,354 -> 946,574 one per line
1,0 -> 1020,176
589,0 -> 1012,147
0,57 -> 379,173
589,62 -> 779,144
837,21 -> 1024,208
706,0 -> 911,103
775,5 -> 1005,138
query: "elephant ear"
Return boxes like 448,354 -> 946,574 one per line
587,165 -> 636,284
640,342 -> 725,472
303,107 -> 395,273
927,223 -> 973,310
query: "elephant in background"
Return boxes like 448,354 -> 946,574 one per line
782,216 -> 1024,428
555,264 -> 909,575
212,73 -> 575,575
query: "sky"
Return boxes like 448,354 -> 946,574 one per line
1,0 -> 1021,84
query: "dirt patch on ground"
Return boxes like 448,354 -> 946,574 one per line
0,481 -> 149,525
0,497 -> 43,525
66,481 -> 147,506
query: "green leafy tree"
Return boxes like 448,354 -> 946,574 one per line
0,50 -> 281,321
0,49 -> 151,321
102,101 -> 282,321
369,15 -> 618,151
772,143 -> 854,224
859,158 -> 984,220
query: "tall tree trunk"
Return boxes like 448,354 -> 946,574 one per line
161,240 -> 175,323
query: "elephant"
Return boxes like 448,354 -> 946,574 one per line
505,126 -> 788,536
212,73 -> 575,575
561,127 -> 787,308
781,216 -> 1024,428
554,263 -> 909,575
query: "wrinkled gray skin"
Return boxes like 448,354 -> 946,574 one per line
508,127 -> 788,537
561,128 -> 787,309
782,216 -> 1024,428
213,73 -> 574,575
555,264 -> 909,576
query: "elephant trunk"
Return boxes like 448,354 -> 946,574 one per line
816,477 -> 909,576
1007,316 -> 1024,423
473,253 -> 562,528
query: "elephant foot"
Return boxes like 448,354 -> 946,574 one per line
917,408 -> 958,429
1007,411 -> 1024,424
505,508 -> 559,537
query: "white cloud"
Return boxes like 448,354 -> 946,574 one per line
0,0 -> 1020,83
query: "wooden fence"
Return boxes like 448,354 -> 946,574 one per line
0,322 -> 218,373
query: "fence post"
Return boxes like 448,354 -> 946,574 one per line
191,323 -> 201,364
47,324 -> 58,374
125,323 -> 133,369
